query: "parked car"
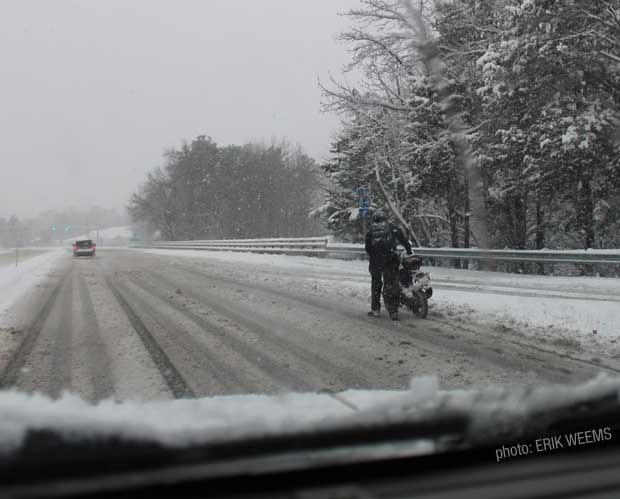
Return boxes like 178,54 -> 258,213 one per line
73,239 -> 96,258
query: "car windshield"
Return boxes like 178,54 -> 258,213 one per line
1,0 -> 619,482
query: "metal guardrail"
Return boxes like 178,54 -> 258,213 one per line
411,248 -> 620,265
131,237 -> 620,265
133,238 -> 329,256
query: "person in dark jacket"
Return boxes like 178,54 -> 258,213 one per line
365,210 -> 412,321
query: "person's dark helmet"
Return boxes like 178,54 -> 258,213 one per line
372,210 -> 386,223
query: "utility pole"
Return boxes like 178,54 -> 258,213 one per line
16,226 -> 21,267
9,218 -> 18,267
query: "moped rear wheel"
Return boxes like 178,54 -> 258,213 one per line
412,290 -> 428,319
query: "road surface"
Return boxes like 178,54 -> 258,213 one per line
0,249 -> 617,403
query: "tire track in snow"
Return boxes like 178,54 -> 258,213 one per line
144,269 -> 375,390
127,273 -> 316,393
0,275 -> 66,389
75,272 -> 115,401
104,275 -> 196,399
47,267 -> 74,398
117,276 -> 274,395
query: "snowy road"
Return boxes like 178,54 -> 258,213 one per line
0,249 -> 618,403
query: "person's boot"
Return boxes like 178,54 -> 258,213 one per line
367,309 -> 380,318
389,311 -> 399,321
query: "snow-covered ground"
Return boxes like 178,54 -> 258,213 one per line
0,249 -> 65,328
136,248 -> 620,345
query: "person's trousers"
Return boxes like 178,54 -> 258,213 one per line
369,259 -> 400,314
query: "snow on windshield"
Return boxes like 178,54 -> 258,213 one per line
2,374 -> 618,455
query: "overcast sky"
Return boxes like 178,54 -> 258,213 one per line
0,0 -> 359,218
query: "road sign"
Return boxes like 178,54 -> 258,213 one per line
355,187 -> 370,213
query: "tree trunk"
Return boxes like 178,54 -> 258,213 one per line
399,1 -> 489,271
535,198 -> 545,275
579,178 -> 595,275
514,193 -> 527,273
414,41 -> 489,251
463,185 -> 471,269
580,180 -> 595,250
448,196 -> 459,268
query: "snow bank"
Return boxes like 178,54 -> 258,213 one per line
433,289 -> 619,339
134,248 -> 620,342
1,374 -> 618,454
134,247 -> 365,274
0,249 -> 65,328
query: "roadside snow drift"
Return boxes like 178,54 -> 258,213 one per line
0,249 -> 65,328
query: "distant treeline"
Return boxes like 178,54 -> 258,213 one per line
129,136 -> 323,241
0,207 -> 127,247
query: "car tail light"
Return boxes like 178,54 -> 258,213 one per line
73,244 -> 77,250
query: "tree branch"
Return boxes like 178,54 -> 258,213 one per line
375,160 -> 421,246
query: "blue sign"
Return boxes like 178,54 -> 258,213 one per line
355,187 -> 370,216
